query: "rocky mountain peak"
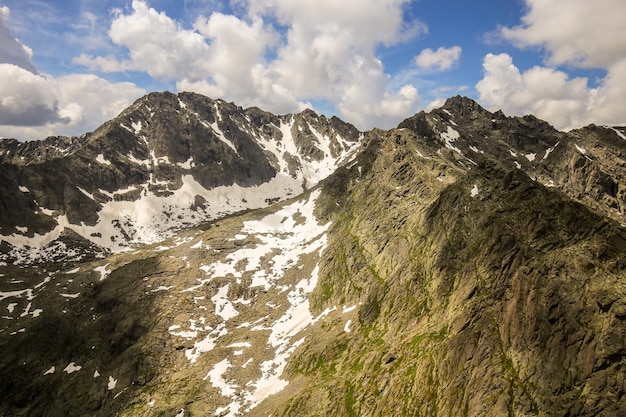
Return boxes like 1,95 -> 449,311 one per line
0,91 -> 361,264
440,94 -> 490,117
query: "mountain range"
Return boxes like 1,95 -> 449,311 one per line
1,92 -> 625,416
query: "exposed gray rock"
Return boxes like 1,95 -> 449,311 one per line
0,92 -> 360,264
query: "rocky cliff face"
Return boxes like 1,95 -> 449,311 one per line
1,94 -> 625,416
0,91 -> 360,264
285,131 -> 626,416
399,96 -> 626,223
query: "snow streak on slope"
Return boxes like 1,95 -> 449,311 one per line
249,117 -> 360,188
169,190 -> 330,416
0,174 -> 304,262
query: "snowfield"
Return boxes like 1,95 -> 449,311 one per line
168,190 -> 334,415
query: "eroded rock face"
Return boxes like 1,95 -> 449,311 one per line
0,92 -> 360,264
279,129 -> 626,417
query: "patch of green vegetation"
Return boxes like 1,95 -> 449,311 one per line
500,352 -> 540,415
410,326 -> 449,348
320,280 -> 334,301
293,338 -> 348,380
320,317 -> 341,330
350,358 -> 364,373
279,394 -> 311,417
344,383 -> 358,417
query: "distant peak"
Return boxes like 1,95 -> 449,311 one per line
301,108 -> 318,116
440,96 -> 488,116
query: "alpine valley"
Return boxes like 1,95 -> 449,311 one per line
1,92 -> 626,416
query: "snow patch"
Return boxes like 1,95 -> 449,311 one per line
19,185 -> 29,193
543,142 -> 559,160
211,284 -> 239,321
342,305 -> 357,313
94,264 -> 111,281
344,319 -> 353,333
204,358 -> 238,397
77,187 -> 95,200
127,152 -> 150,167
210,121 -> 238,155
44,366 -> 55,375
63,362 -> 82,374
131,120 -> 142,133
107,376 -> 117,390
95,154 -> 112,165
60,293 -> 80,299
440,126 -> 462,154
575,144 -> 587,155
185,322 -> 229,363
525,153 -> 536,162
471,184 -> 479,198
177,157 -> 194,169
227,342 -> 252,349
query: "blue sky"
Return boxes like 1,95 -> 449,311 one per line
1,0 -> 625,140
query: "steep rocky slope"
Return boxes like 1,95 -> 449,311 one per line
277,127 -> 626,416
1,95 -> 626,416
399,96 -> 626,223
0,91 -> 360,264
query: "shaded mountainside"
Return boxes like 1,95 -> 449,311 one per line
0,91 -> 360,264
1,95 -> 626,416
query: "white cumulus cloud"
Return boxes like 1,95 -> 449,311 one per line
74,0 -> 212,81
74,0 -> 424,130
0,70 -> 145,140
0,6 -> 37,73
500,0 -> 626,68
241,0 -> 425,128
414,46 -> 461,71
0,6 -> 145,141
0,64 -> 62,127
478,0 -> 626,130
476,53 -> 626,131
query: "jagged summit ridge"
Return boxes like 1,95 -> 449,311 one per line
440,94 -> 492,117
397,97 -> 626,222
1,91 -> 626,266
